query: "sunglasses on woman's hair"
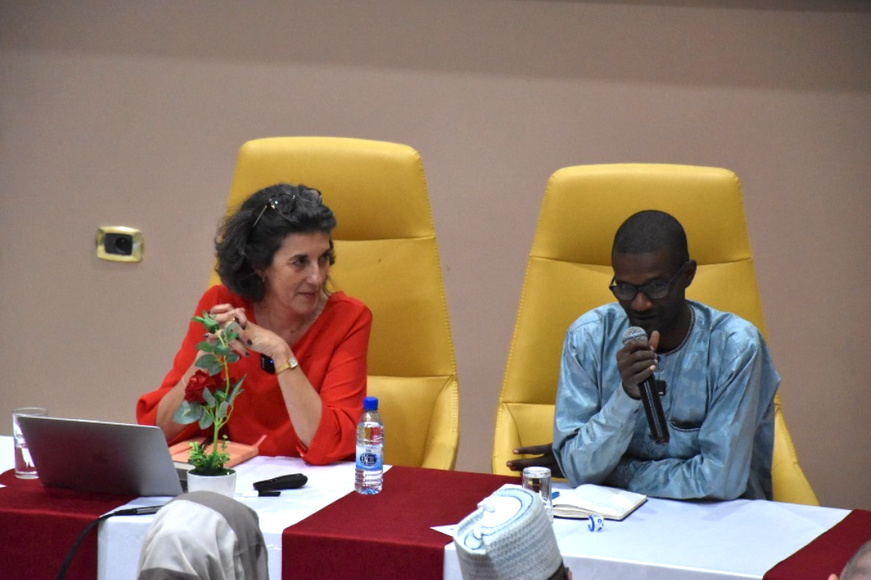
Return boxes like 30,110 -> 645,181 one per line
251,189 -> 322,230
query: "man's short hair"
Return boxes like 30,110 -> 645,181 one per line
612,210 -> 689,269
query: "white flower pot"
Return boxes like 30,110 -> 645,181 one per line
186,469 -> 237,497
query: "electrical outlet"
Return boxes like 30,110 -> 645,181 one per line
96,226 -> 144,262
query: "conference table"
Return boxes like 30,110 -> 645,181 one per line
0,435 -> 868,579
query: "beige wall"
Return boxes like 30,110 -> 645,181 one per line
1,1 -> 869,509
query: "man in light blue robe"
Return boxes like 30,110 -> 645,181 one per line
553,210 -> 779,500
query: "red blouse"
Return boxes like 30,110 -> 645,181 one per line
136,285 -> 372,465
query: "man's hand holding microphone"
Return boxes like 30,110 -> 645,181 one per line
618,327 -> 669,444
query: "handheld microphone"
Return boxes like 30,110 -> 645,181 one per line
621,326 -> 669,444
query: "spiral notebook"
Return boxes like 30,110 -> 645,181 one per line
16,415 -> 184,497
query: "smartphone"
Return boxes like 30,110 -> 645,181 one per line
260,354 -> 275,374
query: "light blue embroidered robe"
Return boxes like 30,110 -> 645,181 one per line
554,301 -> 779,500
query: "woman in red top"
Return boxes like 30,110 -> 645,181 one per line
137,184 -> 372,465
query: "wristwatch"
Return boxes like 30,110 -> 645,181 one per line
275,355 -> 299,375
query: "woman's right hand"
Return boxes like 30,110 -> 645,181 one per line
206,303 -> 291,364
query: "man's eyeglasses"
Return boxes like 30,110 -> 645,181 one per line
609,261 -> 688,301
251,190 -> 322,231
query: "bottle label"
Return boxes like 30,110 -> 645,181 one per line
356,446 -> 383,470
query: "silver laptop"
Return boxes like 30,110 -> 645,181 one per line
17,416 -> 184,496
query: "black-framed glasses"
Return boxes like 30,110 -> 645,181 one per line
609,261 -> 688,301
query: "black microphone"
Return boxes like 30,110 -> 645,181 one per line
621,326 -> 669,444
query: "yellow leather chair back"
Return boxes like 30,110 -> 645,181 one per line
211,137 -> 459,469
492,163 -> 819,505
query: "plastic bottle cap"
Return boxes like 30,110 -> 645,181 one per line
363,396 -> 379,411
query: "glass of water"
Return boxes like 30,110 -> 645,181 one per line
522,466 -> 553,522
13,407 -> 48,478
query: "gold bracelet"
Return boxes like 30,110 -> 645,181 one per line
275,355 -> 299,375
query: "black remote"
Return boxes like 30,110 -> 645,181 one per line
253,473 -> 308,491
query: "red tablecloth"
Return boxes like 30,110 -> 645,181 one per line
282,466 -> 517,580
0,469 -> 134,580
765,509 -> 871,579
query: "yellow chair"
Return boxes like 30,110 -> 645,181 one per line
492,163 -> 819,505
210,137 -> 459,469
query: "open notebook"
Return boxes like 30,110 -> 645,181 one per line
553,484 -> 647,521
17,416 -> 184,496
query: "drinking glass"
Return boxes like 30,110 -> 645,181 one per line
13,407 -> 48,478
522,466 -> 553,522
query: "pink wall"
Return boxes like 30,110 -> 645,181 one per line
1,0 -> 869,509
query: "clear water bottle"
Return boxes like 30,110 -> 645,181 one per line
355,396 -> 384,494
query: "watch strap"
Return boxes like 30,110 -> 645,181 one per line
275,355 -> 299,375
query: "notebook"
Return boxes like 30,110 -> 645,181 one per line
16,415 -> 184,497
552,484 -> 647,521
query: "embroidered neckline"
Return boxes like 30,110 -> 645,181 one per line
660,303 -> 696,357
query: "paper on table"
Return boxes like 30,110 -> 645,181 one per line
432,524 -> 458,537
432,483 -> 522,537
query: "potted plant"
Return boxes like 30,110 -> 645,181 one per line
174,311 -> 245,495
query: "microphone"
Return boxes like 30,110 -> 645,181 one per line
621,327 -> 669,444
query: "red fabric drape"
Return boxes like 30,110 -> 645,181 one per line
0,469 -> 133,580
765,509 -> 871,580
283,466 -> 517,579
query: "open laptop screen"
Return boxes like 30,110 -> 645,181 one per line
17,416 -> 183,497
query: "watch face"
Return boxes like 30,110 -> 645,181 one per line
261,354 -> 276,374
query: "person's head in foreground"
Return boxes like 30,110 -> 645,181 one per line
454,486 -> 570,580
830,540 -> 871,580
138,491 -> 268,580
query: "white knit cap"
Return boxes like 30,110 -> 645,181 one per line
454,486 -> 564,580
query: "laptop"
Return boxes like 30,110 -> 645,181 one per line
17,415 -> 184,496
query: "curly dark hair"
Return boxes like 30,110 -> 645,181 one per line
215,183 -> 337,301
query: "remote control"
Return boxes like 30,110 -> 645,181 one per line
253,473 -> 308,491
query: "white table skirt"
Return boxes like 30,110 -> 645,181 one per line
444,482 -> 848,580
0,436 -> 13,474
98,455 -> 364,580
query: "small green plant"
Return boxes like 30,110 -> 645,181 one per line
173,312 -> 245,475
